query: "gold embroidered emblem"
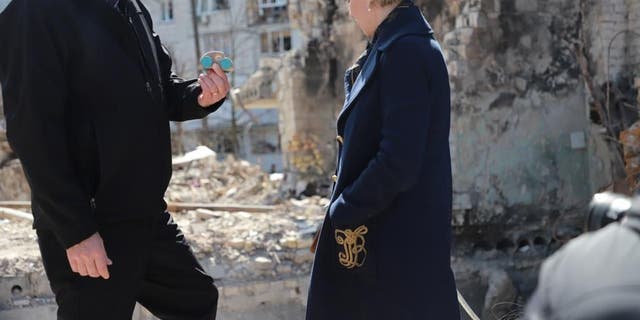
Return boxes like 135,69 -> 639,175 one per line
335,225 -> 368,269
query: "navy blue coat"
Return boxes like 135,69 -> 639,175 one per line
306,3 -> 460,319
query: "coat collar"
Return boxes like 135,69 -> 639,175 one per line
0,0 -> 11,14
337,1 -> 434,127
375,1 -> 434,52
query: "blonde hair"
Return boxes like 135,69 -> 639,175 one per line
376,0 -> 402,7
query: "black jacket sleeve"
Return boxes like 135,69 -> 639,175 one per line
157,42 -> 225,121
143,4 -> 225,122
0,0 -> 97,248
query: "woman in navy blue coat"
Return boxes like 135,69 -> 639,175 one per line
306,1 -> 460,319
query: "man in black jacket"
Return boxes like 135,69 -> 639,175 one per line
0,0 -> 228,318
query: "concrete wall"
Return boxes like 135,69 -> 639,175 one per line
276,50 -> 340,183
628,0 -> 640,74
443,0 -> 591,225
423,0 -> 635,231
587,0 -> 631,82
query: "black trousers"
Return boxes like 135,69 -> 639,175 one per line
37,212 -> 218,320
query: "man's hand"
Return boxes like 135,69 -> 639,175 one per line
197,63 -> 230,107
66,232 -> 113,280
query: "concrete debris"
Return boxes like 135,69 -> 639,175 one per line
0,201 -> 30,210
167,202 -> 275,213
481,269 -> 518,320
0,208 -> 33,222
173,197 -> 326,282
0,130 -> 14,165
167,155 -> 282,205
172,145 -> 217,166
269,173 -> 284,182
0,196 -> 326,283
0,153 -> 328,284
252,257 -> 274,271
0,218 -> 41,277
0,160 -> 30,201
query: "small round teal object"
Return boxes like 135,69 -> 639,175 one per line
219,58 -> 233,71
200,56 -> 214,69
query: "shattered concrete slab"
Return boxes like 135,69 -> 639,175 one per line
167,156 -> 283,205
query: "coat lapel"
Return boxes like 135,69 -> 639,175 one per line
337,48 -> 380,125
336,1 -> 434,127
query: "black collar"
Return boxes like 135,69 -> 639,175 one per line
106,0 -> 118,8
371,0 -> 434,52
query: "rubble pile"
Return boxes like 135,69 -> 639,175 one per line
0,148 -> 283,205
167,156 -> 283,205
0,159 -> 30,201
0,197 -> 327,282
174,196 -> 327,282
0,152 -> 328,281
0,217 -> 41,276
0,196 -> 327,317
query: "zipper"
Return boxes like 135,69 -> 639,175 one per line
129,20 -> 154,94
113,4 -> 158,100
120,7 -> 157,99
122,20 -> 155,96
128,2 -> 164,101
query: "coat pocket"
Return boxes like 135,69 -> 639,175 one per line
333,222 -> 378,278
335,225 -> 369,269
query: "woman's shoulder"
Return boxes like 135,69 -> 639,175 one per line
381,34 -> 443,57
378,35 -> 446,71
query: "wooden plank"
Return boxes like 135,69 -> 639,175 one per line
167,202 -> 275,213
0,201 -> 275,214
0,207 -> 33,221
0,201 -> 31,209
195,208 -> 225,218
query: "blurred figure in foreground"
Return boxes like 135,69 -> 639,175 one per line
525,194 -> 640,320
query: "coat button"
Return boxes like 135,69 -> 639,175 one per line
336,135 -> 344,144
332,175 -> 338,183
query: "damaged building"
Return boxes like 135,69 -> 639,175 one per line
144,0 -> 301,172
0,0 -> 640,319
